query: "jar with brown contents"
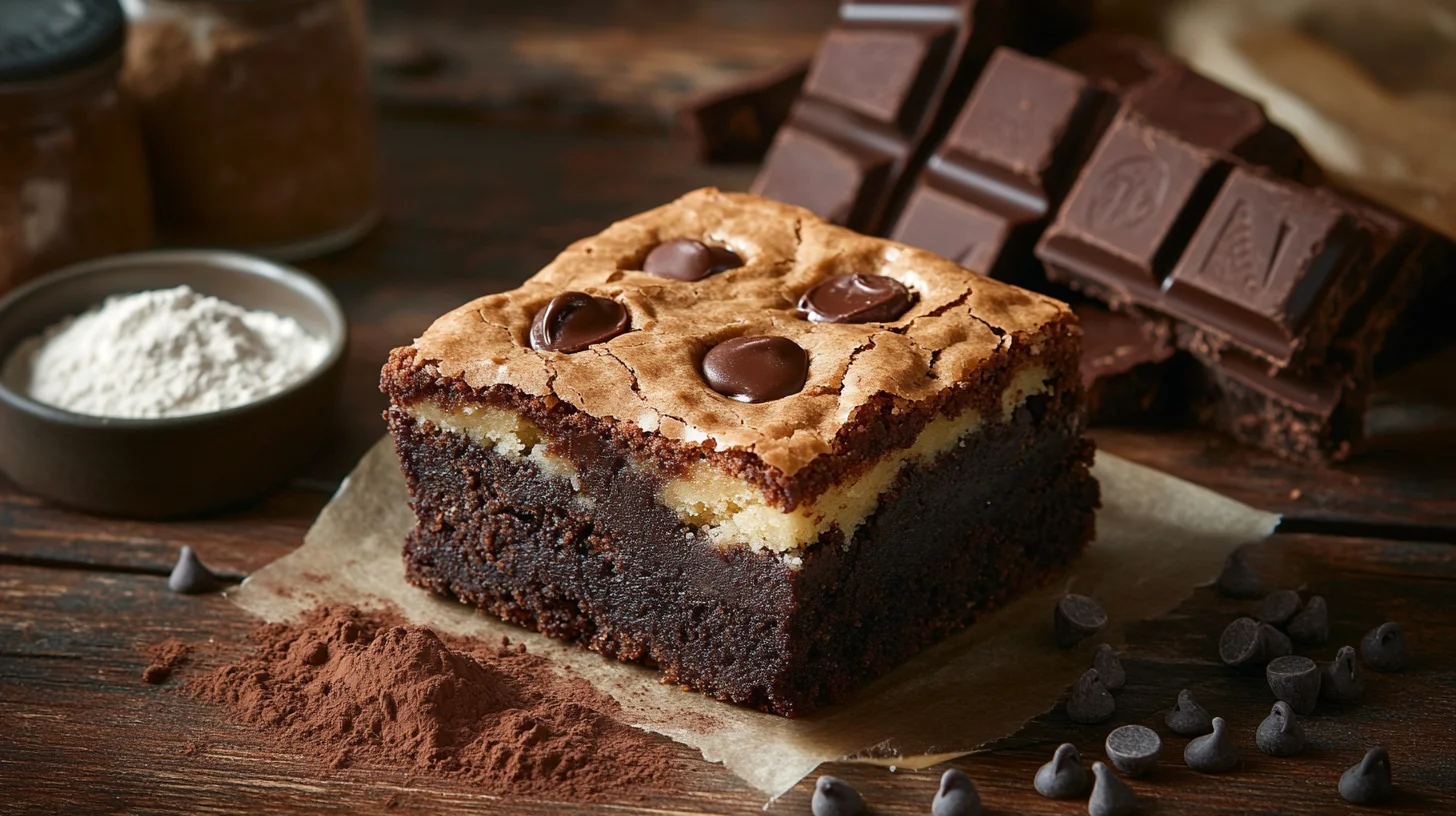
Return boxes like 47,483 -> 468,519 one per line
0,0 -> 154,295
122,0 -> 380,260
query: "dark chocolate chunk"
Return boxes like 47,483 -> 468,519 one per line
1321,645 -> 1364,702
701,336 -> 808,403
1076,304 -> 1180,425
1167,688 -> 1212,736
643,239 -> 743,281
1067,668 -> 1115,724
1287,595 -> 1330,644
1360,622 -> 1409,673
812,775 -> 864,816
168,546 -> 221,595
1216,549 -> 1263,599
1266,655 -> 1320,715
1339,748 -> 1393,806
1218,617 -> 1264,668
1092,643 -> 1125,691
529,292 -> 630,353
1105,724 -> 1161,778
754,127 -> 894,227
1261,623 -> 1294,660
1256,701 -> 1306,757
677,59 -> 810,164
1055,593 -> 1107,647
1088,761 -> 1137,816
931,768 -> 981,816
1034,743 -> 1089,799
1196,352 -> 1365,463
799,274 -> 912,323
1257,590 -> 1303,628
1053,31 -> 1182,94
1184,716 -> 1239,773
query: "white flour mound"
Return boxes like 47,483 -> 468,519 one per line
4,285 -> 330,419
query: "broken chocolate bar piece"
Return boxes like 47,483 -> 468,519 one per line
677,59 -> 810,164
1195,352 -> 1367,462
1075,304 -> 1180,426
889,48 -> 1115,284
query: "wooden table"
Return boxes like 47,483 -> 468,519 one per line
3,3 -> 1454,813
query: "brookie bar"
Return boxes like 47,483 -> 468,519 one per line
382,188 -> 1098,716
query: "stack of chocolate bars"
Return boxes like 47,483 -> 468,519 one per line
737,5 -> 1452,463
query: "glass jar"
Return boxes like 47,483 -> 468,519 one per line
0,0 -> 154,295
121,0 -> 381,260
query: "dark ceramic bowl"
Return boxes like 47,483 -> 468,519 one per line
0,250 -> 347,518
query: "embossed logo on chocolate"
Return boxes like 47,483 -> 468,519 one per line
799,274 -> 913,323
1087,156 -> 1168,232
642,238 -> 743,281
528,292 -> 629,353
701,336 -> 808,403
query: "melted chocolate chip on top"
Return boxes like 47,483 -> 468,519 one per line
701,336 -> 808,403
529,292 -> 630,353
643,238 -> 744,281
800,274 -> 913,323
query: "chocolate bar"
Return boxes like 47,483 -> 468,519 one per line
677,59 -> 810,164
1052,30 -> 1182,93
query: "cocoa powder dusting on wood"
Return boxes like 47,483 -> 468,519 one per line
142,638 -> 193,684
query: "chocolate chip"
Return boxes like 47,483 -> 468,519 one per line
1266,655 -> 1320,715
1105,725 -> 1161,778
1339,747 -> 1393,805
799,274 -> 913,323
701,335 -> 808,403
1167,689 -> 1213,736
1184,716 -> 1239,773
1262,622 -> 1293,660
1088,761 -> 1137,816
811,775 -> 864,816
1321,645 -> 1364,702
1216,549 -> 1263,598
1287,595 -> 1329,644
1257,590 -> 1303,628
1034,743 -> 1088,799
1055,594 -> 1107,648
1218,617 -> 1264,668
931,768 -> 981,816
168,546 -> 221,594
1256,701 -> 1306,757
1067,668 -> 1116,724
528,292 -> 630,353
643,238 -> 743,281
1092,643 -> 1125,691
1360,621 -> 1408,672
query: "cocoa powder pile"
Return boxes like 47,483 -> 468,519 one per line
187,606 -> 675,801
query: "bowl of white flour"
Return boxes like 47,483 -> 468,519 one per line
0,250 -> 347,517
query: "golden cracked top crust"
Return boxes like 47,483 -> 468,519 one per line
403,188 -> 1075,477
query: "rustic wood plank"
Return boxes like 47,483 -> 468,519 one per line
2,533 -> 1452,814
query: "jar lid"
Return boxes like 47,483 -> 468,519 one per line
0,0 -> 126,84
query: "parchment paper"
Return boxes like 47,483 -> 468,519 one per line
231,437 -> 1277,800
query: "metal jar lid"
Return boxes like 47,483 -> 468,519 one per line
0,0 -> 126,84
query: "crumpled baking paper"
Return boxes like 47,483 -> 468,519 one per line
230,437 -> 1277,801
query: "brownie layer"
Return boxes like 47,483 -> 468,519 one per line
390,389 -> 1097,717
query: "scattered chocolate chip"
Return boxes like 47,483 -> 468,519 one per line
1088,761 -> 1137,816
1067,668 -> 1116,724
1266,655 -> 1321,715
1185,716 -> 1239,773
1218,617 -> 1265,668
931,768 -> 981,816
1167,689 -> 1213,736
1261,623 -> 1294,660
1092,644 -> 1125,691
1256,701 -> 1306,757
1339,747 -> 1393,806
701,335 -> 808,403
1055,594 -> 1108,648
1287,595 -> 1329,644
642,238 -> 743,281
1105,725 -> 1162,778
1216,549 -> 1263,598
169,546 -> 221,594
799,274 -> 913,323
528,292 -> 630,353
811,775 -> 864,816
1034,743 -> 1089,799
1360,622 -> 1409,672
1257,590 -> 1303,628
1321,645 -> 1364,702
